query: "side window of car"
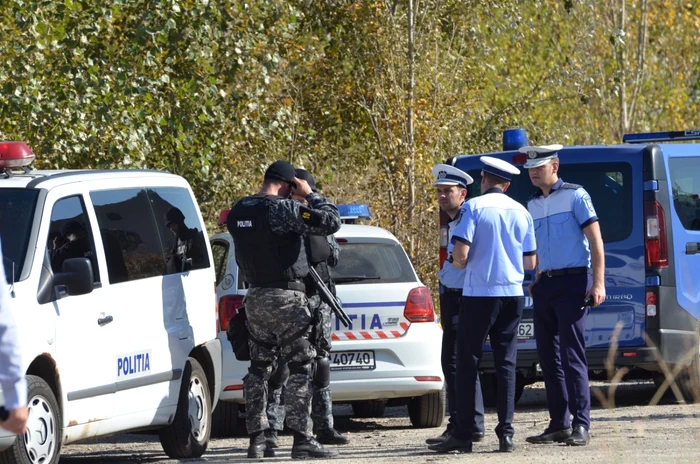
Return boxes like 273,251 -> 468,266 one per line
669,157 -> 700,231
147,187 -> 211,274
90,188 -> 166,284
211,241 -> 229,287
46,195 -> 100,284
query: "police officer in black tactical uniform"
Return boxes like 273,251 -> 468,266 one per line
50,221 -> 96,275
164,206 -> 207,273
227,160 -> 341,460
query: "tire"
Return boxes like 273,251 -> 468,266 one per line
480,373 -> 498,408
408,387 -> 446,428
351,400 -> 386,418
479,374 -> 525,407
159,357 -> 212,459
678,328 -> 700,404
0,375 -> 62,464
211,401 -> 245,438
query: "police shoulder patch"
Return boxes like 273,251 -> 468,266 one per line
298,205 -> 322,227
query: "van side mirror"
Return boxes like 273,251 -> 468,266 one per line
54,258 -> 94,296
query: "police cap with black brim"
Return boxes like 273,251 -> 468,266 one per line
480,156 -> 521,181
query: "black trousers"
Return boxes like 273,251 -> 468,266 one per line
439,287 -> 484,434
453,296 -> 523,441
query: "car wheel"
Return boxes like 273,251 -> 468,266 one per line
678,326 -> 700,403
159,357 -> 211,458
351,400 -> 386,418
211,401 -> 246,438
0,375 -> 62,464
408,387 -> 446,428
479,373 -> 526,407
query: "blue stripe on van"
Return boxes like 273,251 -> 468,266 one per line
342,301 -> 405,308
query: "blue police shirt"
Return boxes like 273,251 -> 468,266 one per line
452,188 -> 537,297
527,178 -> 598,272
437,211 -> 466,290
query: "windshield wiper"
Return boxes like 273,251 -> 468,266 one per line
334,275 -> 381,283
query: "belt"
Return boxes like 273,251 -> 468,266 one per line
250,280 -> 306,292
541,267 -> 589,278
443,287 -> 462,294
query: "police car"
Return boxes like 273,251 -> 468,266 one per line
442,129 -> 700,404
0,142 -> 222,462
210,204 -> 445,436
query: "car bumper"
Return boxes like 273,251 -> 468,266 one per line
217,322 -> 444,403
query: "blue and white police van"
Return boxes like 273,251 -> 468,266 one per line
210,204 -> 445,436
440,129 -> 700,405
0,142 -> 222,463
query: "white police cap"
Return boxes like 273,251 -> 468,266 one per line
432,164 -> 473,188
520,144 -> 564,168
480,156 -> 520,181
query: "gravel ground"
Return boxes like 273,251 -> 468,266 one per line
59,380 -> 700,463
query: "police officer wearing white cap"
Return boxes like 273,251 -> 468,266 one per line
522,145 -> 605,447
425,164 -> 486,447
429,156 -> 536,454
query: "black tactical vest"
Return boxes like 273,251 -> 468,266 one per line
307,234 -> 332,284
228,195 -> 308,286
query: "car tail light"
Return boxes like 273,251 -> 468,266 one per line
644,201 -> 668,268
404,287 -> 435,323
646,291 -> 658,317
218,209 -> 231,226
219,294 -> 245,332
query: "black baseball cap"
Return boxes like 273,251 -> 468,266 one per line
165,207 -> 186,227
264,160 -> 296,185
294,168 -> 317,192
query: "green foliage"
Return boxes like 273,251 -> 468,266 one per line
2,0 -> 698,312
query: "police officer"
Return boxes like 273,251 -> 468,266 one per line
264,169 -> 349,450
164,207 -> 207,273
50,221 -> 95,273
0,238 -> 28,436
425,164 -> 486,447
227,160 -> 341,460
429,157 -> 536,454
522,145 -> 605,447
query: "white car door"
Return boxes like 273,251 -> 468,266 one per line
44,192 -> 115,436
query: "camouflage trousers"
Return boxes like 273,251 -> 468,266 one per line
244,287 -> 316,436
266,294 -> 335,433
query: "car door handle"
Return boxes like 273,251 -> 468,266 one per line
97,315 -> 114,326
686,243 -> 699,255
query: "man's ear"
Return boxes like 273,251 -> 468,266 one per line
502,181 -> 511,192
460,187 -> 468,201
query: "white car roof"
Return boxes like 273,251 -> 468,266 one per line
211,223 -> 401,244
0,169 -> 179,190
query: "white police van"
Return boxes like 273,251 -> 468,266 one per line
0,142 -> 222,463
209,204 -> 445,436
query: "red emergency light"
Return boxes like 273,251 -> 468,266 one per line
0,141 -> 35,170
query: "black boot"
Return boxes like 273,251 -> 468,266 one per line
265,429 -> 279,448
316,428 -> 349,445
291,432 -> 339,459
247,431 -> 266,459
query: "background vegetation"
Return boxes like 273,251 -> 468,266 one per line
2,0 -> 699,300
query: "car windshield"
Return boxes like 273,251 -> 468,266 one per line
331,242 -> 416,284
0,189 -> 40,283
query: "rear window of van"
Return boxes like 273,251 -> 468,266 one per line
465,162 -> 633,243
669,157 -> 700,231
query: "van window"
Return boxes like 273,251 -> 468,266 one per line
466,162 -> 633,243
90,189 -> 165,283
210,240 -> 229,287
330,242 -> 416,284
669,158 -> 700,231
147,187 -> 210,274
0,189 -> 39,283
46,195 -> 100,283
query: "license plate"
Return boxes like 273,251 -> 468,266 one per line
518,321 -> 534,339
330,351 -> 376,371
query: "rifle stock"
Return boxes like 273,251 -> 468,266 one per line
308,267 -> 352,328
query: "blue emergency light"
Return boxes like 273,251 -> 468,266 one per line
623,130 -> 700,144
337,203 -> 372,221
502,128 -> 529,151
